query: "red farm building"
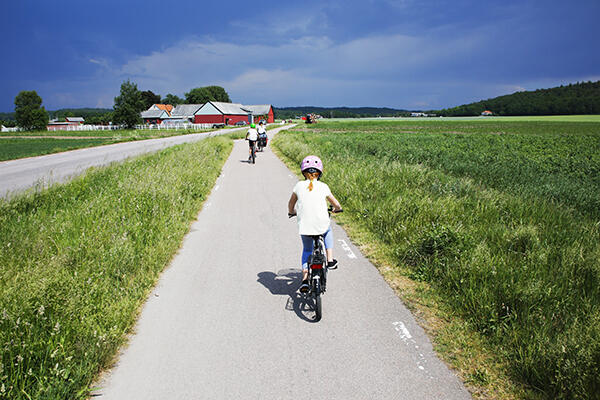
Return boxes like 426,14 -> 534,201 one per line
194,102 -> 274,125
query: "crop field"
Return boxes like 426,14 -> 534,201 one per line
0,135 -> 233,399
272,119 -> 600,399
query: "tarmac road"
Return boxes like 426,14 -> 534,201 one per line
96,133 -> 472,399
0,127 -> 243,199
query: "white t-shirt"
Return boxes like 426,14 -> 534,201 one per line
257,125 -> 266,134
247,128 -> 258,141
293,180 -> 332,235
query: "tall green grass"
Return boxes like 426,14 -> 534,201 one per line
0,136 -> 232,399
273,121 -> 600,399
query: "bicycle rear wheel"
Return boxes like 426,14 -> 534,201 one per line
251,146 -> 256,164
313,280 -> 322,321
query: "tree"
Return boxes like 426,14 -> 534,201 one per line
113,80 -> 145,129
204,86 -> 231,102
140,90 -> 161,110
162,93 -> 184,106
14,91 -> 49,131
185,85 -> 231,104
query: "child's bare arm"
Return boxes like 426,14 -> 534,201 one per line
288,193 -> 298,215
326,194 -> 342,211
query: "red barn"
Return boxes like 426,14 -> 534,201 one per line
194,102 -> 250,125
194,102 -> 275,125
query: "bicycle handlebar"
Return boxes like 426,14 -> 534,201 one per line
288,208 -> 343,218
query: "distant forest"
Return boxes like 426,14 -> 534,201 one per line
436,81 -> 600,116
273,106 -> 410,119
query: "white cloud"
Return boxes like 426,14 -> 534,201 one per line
109,30 -> 484,107
37,28 -> 594,110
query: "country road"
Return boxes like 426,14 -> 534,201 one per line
96,135 -> 471,399
0,127 -> 245,199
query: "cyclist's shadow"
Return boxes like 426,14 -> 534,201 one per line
257,269 -> 318,323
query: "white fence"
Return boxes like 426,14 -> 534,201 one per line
47,124 -> 123,132
1,126 -> 19,132
136,123 -> 215,131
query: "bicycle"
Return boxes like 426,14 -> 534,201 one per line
257,134 -> 268,152
246,139 -> 257,164
289,208 -> 343,321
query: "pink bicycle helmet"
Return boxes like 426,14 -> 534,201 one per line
300,155 -> 323,173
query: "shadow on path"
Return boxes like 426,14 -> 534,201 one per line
257,269 -> 318,323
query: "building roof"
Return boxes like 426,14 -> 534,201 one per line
242,104 -> 272,115
171,104 -> 203,117
141,109 -> 167,119
208,102 -> 250,115
65,117 -> 85,123
154,104 -> 173,114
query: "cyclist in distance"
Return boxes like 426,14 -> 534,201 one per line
287,155 -> 342,293
257,120 -> 268,148
245,123 -> 258,161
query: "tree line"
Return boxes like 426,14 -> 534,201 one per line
2,82 -> 231,130
274,106 -> 410,119
435,81 -> 600,116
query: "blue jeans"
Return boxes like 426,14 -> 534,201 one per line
300,226 -> 333,271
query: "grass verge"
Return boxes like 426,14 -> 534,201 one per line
272,120 -> 600,399
0,135 -> 233,399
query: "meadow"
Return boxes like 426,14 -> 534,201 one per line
272,119 -> 600,399
0,123 -> 277,161
0,128 -> 214,161
0,138 -> 119,161
0,135 -> 233,399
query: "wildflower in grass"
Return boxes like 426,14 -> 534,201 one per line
16,355 -> 23,363
37,305 -> 45,316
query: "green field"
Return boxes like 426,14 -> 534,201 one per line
0,138 -> 120,161
273,119 -> 600,399
0,125 -> 265,161
0,135 -> 233,399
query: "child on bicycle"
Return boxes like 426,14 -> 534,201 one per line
288,155 -> 342,293
245,123 -> 258,160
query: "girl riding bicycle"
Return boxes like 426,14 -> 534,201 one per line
288,155 -> 342,293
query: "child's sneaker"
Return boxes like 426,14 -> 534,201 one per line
327,259 -> 338,270
299,280 -> 309,293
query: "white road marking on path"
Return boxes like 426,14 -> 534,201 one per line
393,321 -> 432,376
393,321 -> 412,340
214,185 -> 220,191
338,239 -> 357,259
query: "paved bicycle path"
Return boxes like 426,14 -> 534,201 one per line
97,136 -> 471,399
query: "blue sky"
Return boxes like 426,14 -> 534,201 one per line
2,0 -> 599,112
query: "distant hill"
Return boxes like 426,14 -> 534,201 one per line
274,106 -> 410,119
437,81 -> 600,116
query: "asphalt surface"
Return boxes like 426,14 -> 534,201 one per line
96,131 -> 471,399
0,127 -> 243,199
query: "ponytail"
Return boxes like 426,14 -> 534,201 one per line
303,171 -> 320,191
